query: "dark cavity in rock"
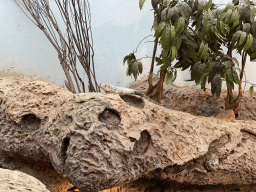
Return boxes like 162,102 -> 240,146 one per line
133,130 -> 151,155
98,108 -> 121,130
21,113 -> 41,131
61,137 -> 70,164
120,95 -> 145,109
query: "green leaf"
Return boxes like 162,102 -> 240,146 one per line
165,68 -> 177,84
204,0 -> 212,11
170,25 -> 176,46
174,34 -> 182,50
162,24 -> 172,49
238,31 -> 247,46
139,0 -> 147,10
162,49 -> 169,62
153,15 -> 159,31
244,34 -> 253,52
223,3 -> 234,12
154,22 -> 166,39
123,55 -> 129,65
198,43 -> 208,60
171,7 -> 180,23
211,74 -> 222,98
225,68 -> 233,83
129,53 -> 136,61
250,11 -> 255,23
230,16 -> 240,30
224,9 -> 233,23
170,46 -> 177,62
235,67 -> 241,74
160,61 -> 170,71
244,5 -> 251,23
249,37 -> 256,53
231,30 -> 242,47
223,24 -> 230,34
197,42 -> 205,57
232,57 -> 239,66
161,8 -> 168,22
219,21 -> 225,35
242,23 -> 251,33
250,51 -> 256,60
132,65 -> 138,80
249,86 -> 254,98
191,62 -> 200,81
178,2 -> 192,22
252,21 -> 256,38
175,17 -> 185,36
232,69 -> 240,84
227,10 -> 237,25
225,61 -> 232,70
233,0 -> 239,5
137,62 -> 143,73
191,62 -> 206,84
167,7 -> 174,20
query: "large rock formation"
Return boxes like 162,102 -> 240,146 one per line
0,168 -> 50,192
0,76 -> 256,192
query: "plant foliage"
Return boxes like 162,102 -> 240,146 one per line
124,0 -> 256,107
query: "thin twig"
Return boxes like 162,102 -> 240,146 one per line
134,35 -> 153,53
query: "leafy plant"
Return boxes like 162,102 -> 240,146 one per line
187,0 -> 256,118
125,0 -> 256,118
123,53 -> 143,80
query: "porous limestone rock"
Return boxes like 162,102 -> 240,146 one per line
0,168 -> 50,192
0,76 -> 256,192
127,75 -> 256,120
216,109 -> 235,120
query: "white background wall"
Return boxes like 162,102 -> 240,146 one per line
0,0 -> 255,91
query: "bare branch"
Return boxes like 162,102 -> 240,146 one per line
14,0 -> 100,93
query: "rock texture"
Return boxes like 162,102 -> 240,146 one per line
216,109 -> 235,120
0,168 -> 50,192
127,76 -> 256,120
0,76 -> 256,192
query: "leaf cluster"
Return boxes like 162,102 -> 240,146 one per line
128,0 -> 256,97
123,53 -> 143,80
195,0 -> 256,97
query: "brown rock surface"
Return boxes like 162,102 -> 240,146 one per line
127,76 -> 256,120
216,109 -> 235,120
0,168 -> 50,192
0,76 -> 256,192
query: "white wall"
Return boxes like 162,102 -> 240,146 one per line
0,0 -> 255,92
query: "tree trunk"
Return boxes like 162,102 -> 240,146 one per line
224,50 -> 247,119
147,39 -> 158,91
146,69 -> 167,103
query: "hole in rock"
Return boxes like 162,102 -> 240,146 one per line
120,95 -> 145,109
98,108 -> 120,130
21,113 -> 41,131
61,137 -> 70,162
133,130 -> 151,155
128,137 -> 136,142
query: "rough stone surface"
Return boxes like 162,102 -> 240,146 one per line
127,76 -> 256,120
0,76 -> 256,192
0,168 -> 50,192
216,109 -> 235,120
